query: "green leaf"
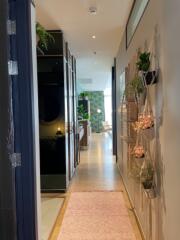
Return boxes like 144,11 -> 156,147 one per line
36,22 -> 54,50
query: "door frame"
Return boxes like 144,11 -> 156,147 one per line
112,59 -> 117,159
10,0 -> 41,239
0,0 -> 17,239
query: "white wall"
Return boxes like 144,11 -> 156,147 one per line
116,0 -> 180,239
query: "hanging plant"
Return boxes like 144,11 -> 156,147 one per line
131,130 -> 145,158
133,112 -> 154,131
136,51 -> 158,85
136,51 -> 151,72
126,75 -> 144,98
138,114 -> 154,130
140,162 -> 156,199
132,145 -> 145,158
132,116 -> 144,132
36,22 -> 54,50
140,89 -> 154,130
132,89 -> 154,131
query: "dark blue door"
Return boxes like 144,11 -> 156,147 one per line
9,0 -> 40,239
0,0 -> 17,239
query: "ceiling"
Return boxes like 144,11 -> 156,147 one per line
35,0 -> 133,91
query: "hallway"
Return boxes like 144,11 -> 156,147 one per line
50,133 -> 142,240
70,133 -> 122,192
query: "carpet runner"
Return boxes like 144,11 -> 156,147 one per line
58,192 -> 136,240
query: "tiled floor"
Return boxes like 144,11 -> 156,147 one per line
50,133 -> 143,240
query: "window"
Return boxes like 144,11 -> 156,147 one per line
126,0 -> 149,47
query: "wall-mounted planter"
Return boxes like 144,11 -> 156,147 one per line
133,145 -> 145,159
143,71 -> 158,85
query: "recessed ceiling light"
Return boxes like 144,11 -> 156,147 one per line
92,35 -> 96,39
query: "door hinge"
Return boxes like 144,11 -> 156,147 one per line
7,20 -> 16,35
8,60 -> 18,75
10,153 -> 21,168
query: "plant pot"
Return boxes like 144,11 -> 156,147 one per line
143,71 -> 158,85
143,185 -> 156,199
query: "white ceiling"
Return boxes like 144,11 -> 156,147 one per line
35,0 -> 133,91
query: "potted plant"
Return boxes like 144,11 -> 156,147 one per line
132,145 -> 145,158
77,104 -> 89,120
79,92 -> 89,100
140,163 -> 156,199
36,22 -> 54,50
136,51 -> 158,85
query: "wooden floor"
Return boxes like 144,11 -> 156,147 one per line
50,133 -> 143,240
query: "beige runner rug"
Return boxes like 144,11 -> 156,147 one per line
58,192 -> 136,240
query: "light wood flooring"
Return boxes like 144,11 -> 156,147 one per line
49,133 -> 143,240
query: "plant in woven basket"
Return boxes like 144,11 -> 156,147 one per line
139,114 -> 154,130
137,51 -> 158,85
125,75 -> 144,100
36,22 -> 54,50
132,145 -> 145,158
138,91 -> 155,130
132,118 -> 144,132
129,76 -> 144,94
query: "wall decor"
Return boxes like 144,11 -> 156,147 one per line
120,50 -> 158,202
85,91 -> 105,132
136,51 -> 159,85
